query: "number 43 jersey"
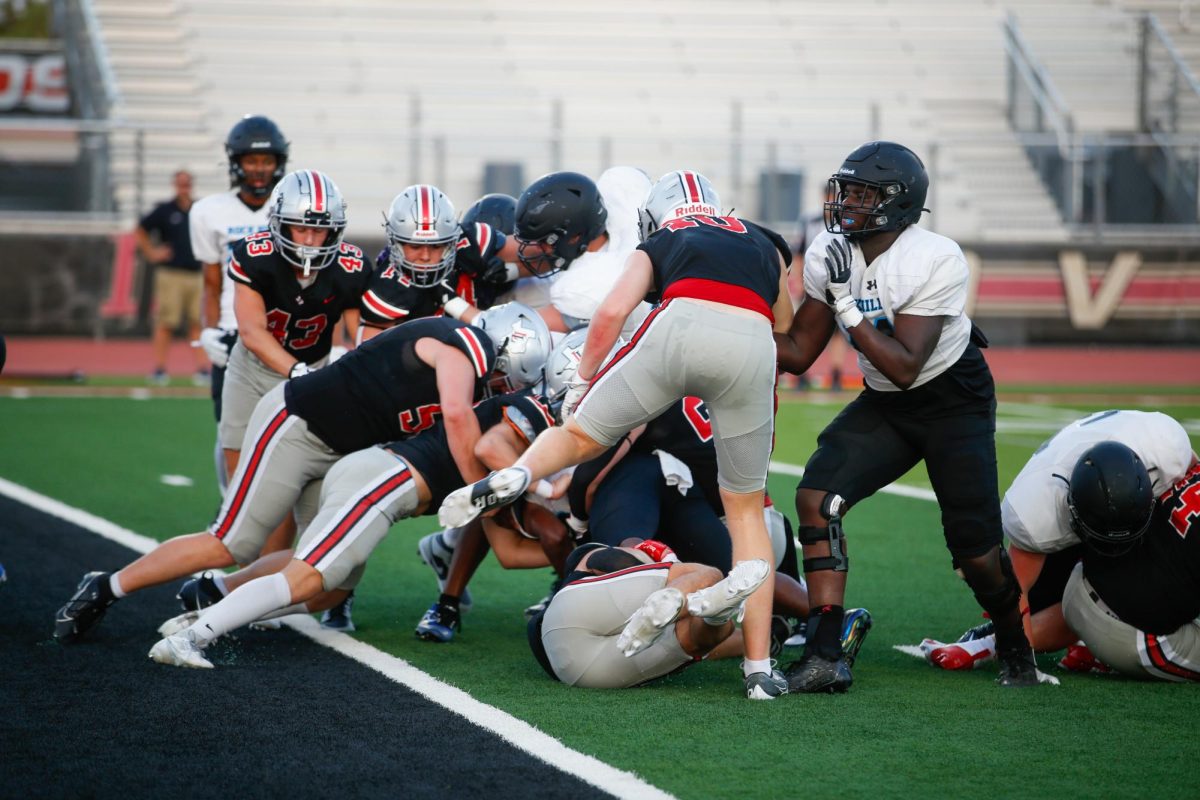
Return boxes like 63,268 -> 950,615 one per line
227,232 -> 372,363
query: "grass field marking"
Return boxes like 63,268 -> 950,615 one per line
769,460 -> 938,503
0,476 -> 678,800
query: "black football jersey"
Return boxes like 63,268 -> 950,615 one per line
385,391 -> 554,508
1084,465 -> 1200,634
360,222 -> 508,325
227,232 -> 371,362
638,216 -> 789,313
284,317 -> 497,454
635,397 -> 722,513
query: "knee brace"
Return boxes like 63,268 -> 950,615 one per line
958,546 -> 1021,620
796,494 -> 849,574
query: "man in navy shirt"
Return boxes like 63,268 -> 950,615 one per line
136,170 -> 206,385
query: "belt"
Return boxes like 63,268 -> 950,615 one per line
1081,575 -> 1121,621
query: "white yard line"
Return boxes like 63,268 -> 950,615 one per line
0,476 -> 677,800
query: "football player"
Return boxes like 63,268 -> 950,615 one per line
922,410 -> 1196,670
52,305 -> 550,644
439,170 -> 795,700
776,141 -> 1039,692
146,388 -> 557,669
190,115 -> 290,489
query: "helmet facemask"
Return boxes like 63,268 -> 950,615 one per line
824,177 -> 909,242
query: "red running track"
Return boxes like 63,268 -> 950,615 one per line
2,336 -> 1199,388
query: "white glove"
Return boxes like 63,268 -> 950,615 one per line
198,328 -> 233,369
823,238 -> 863,329
561,377 -> 590,419
289,362 -> 312,379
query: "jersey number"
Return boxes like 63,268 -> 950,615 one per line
265,309 -> 328,350
661,215 -> 748,235
1162,466 -> 1200,539
337,243 -> 364,273
682,396 -> 713,442
399,403 -> 442,434
245,231 -> 274,256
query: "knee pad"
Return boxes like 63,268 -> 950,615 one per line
958,546 -> 1020,619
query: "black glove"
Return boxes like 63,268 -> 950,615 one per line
478,255 -> 516,285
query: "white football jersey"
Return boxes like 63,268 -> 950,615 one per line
802,226 -> 972,391
550,166 -> 651,332
1003,410 -> 1195,554
189,189 -> 271,330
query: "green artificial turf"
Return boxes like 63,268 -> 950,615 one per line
2,393 -> 1198,798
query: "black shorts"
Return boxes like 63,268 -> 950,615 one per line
797,344 -> 1002,558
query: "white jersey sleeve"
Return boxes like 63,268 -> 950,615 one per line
187,190 -> 271,330
1003,409 -> 1196,553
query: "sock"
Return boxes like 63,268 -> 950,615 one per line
254,601 -> 310,621
439,593 -> 461,613
743,658 -> 771,678
805,604 -> 845,660
210,573 -> 229,596
189,573 -> 292,647
108,573 -> 126,600
442,527 -> 463,548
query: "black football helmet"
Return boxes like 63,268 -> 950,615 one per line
825,141 -> 928,241
225,115 -> 290,198
1068,441 -> 1155,557
462,193 -> 517,235
514,172 -> 607,276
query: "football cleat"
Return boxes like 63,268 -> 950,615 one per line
920,635 -> 996,670
685,559 -> 769,624
745,668 -> 789,700
840,608 -> 873,668
176,571 -> 224,612
415,602 -> 461,643
785,653 -> 853,694
438,467 -> 530,528
1058,641 -> 1111,674
157,610 -> 200,638
54,571 -> 115,643
996,646 -> 1039,687
957,618 -> 995,643
148,631 -> 214,669
770,615 -> 799,658
320,592 -> 355,632
416,531 -> 472,612
617,588 -> 684,657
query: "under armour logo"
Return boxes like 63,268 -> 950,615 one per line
865,280 -> 877,291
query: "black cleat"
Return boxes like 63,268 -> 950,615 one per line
957,619 -> 995,643
996,646 -> 1039,687
320,592 -> 355,632
176,571 -> 224,612
785,653 -> 853,694
54,571 -> 115,643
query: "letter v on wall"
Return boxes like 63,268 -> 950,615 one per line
1058,250 -> 1141,329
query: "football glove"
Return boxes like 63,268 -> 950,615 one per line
198,327 -> 234,368
823,238 -> 863,328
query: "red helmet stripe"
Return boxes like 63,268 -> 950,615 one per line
681,171 -> 702,204
309,170 -> 325,213
418,185 -> 433,231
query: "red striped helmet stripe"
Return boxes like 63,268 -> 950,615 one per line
418,185 -> 433,231
308,170 -> 325,213
681,171 -> 702,204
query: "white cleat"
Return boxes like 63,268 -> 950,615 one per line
438,467 -> 531,528
157,610 -> 199,637
148,631 -> 213,669
617,588 -> 685,658
686,559 -> 770,624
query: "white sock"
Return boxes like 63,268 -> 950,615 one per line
254,601 -> 310,621
109,573 -> 127,599
743,658 -> 771,678
189,573 -> 292,647
210,573 -> 229,595
442,527 -> 463,548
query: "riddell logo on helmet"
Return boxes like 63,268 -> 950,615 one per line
839,168 -> 857,175
671,203 -> 719,218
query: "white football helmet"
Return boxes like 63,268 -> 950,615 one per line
474,302 -> 553,392
542,327 -> 588,404
637,170 -> 721,242
383,185 -> 461,287
268,170 -> 348,275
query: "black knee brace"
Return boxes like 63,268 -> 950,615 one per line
958,546 -> 1021,621
796,494 -> 849,574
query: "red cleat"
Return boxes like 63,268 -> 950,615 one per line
1058,642 -> 1111,674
